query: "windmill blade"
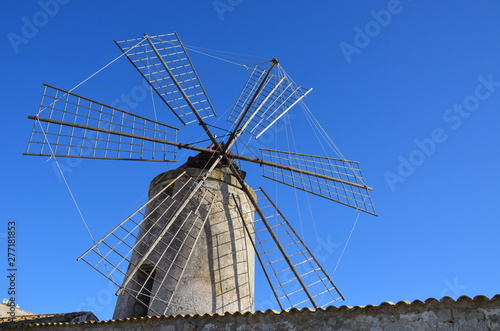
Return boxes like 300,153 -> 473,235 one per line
234,188 -> 344,310
260,148 -> 377,216
227,65 -> 311,139
78,173 -> 217,315
115,32 -> 216,126
25,84 -> 179,162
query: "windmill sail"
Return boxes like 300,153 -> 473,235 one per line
260,148 -> 377,216
115,32 -> 216,126
25,84 -> 178,162
78,173 -> 217,315
234,188 -> 343,310
227,65 -> 311,139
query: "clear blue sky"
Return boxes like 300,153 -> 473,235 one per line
1,0 -> 500,320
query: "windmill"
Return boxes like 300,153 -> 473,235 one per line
25,32 -> 377,318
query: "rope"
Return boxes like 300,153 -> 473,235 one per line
36,120 -> 96,243
285,110 -> 334,279
71,37 -> 145,92
296,98 -> 371,269
268,66 -> 368,276
36,38 -> 146,117
332,212 -> 360,276
34,38 -> 147,244
183,43 -> 268,66
283,113 -> 305,238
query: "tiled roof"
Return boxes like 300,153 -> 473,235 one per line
1,295 -> 499,329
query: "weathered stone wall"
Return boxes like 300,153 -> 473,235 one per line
113,168 -> 255,319
7,295 -> 500,331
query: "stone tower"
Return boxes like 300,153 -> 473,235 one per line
113,156 -> 255,319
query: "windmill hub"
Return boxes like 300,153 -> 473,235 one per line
183,146 -> 247,180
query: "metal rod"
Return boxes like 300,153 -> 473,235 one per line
232,194 -> 284,311
262,175 -> 377,216
23,153 -> 175,162
144,34 -> 219,147
223,156 -> 319,309
116,147 -> 226,295
41,84 -> 179,129
231,153 -> 373,191
245,76 -> 286,132
113,39 -> 185,126
30,115 -> 372,190
221,60 -> 279,155
175,32 -> 217,118
77,171 -> 187,261
163,194 -> 217,314
28,116 -> 214,155
254,88 -> 312,139
242,75 -> 287,138
259,187 -> 345,301
260,148 -> 361,164
29,115 -> 372,191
